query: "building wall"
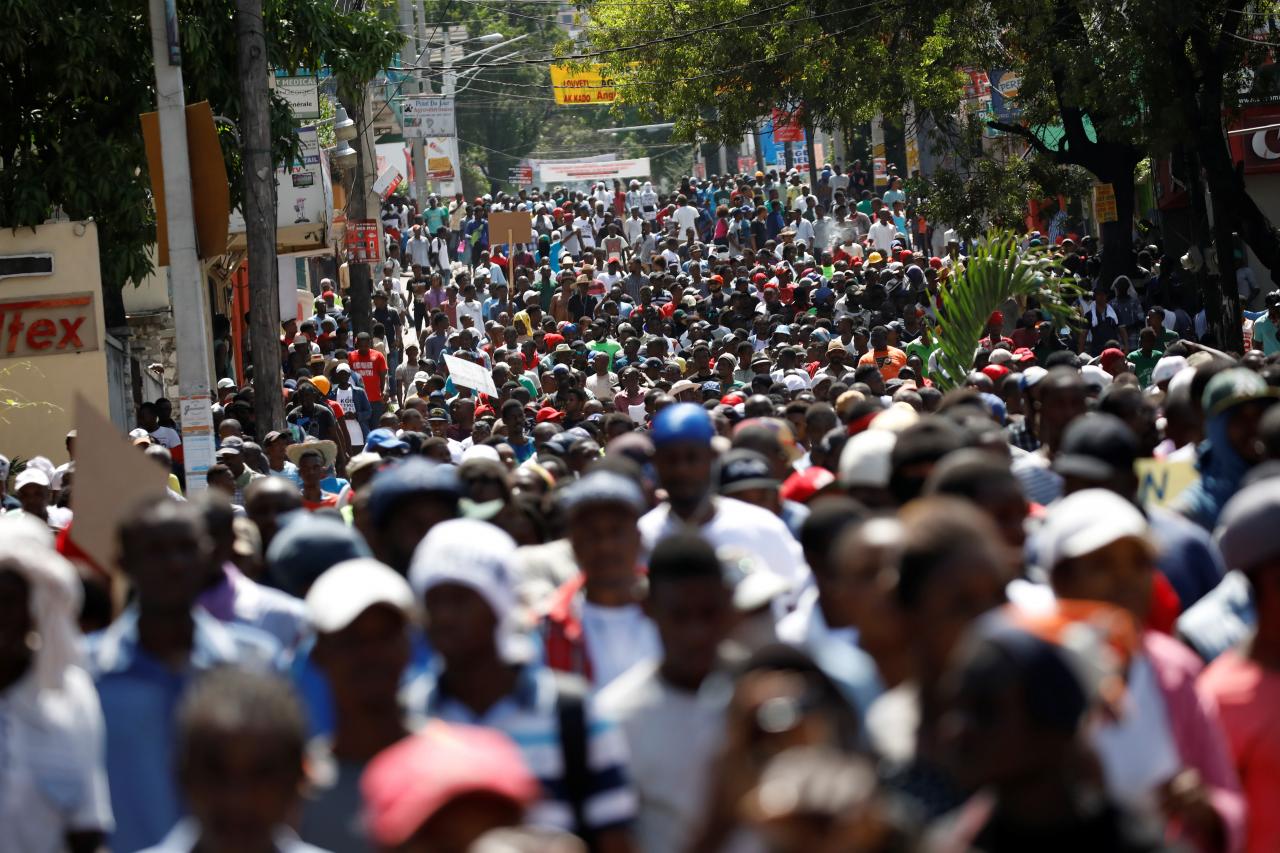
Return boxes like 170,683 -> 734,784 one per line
0,221 -> 111,463
1243,172 -> 1280,293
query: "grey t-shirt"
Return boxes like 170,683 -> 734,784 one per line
299,739 -> 368,853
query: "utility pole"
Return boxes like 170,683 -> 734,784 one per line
236,0 -> 285,434
411,0 -> 429,202
440,27 -> 462,198
146,0 -> 217,494
342,91 -> 378,335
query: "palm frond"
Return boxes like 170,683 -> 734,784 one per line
932,231 -> 1082,390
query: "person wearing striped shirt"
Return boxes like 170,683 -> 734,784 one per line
406,519 -> 638,850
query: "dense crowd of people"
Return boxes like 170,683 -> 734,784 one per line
3,165 -> 1280,853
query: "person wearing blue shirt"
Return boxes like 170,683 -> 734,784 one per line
86,498 -> 279,853
483,281 -> 509,324
766,200 -> 786,241
464,209 -> 489,266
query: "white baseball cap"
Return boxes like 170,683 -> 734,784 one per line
14,468 -> 51,491
335,363 -> 352,374
838,430 -> 896,488
305,558 -> 415,634
1151,355 -> 1188,387
1039,489 -> 1154,573
409,519 -> 529,662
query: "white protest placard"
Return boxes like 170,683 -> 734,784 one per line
372,163 -> 403,199
444,353 -> 498,397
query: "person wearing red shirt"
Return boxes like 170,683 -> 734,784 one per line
349,332 -> 389,428
978,311 -> 1015,350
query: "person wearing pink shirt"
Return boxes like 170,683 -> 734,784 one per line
1043,489 -> 1245,853
1199,480 -> 1280,853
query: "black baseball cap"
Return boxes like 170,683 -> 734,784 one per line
1052,413 -> 1138,482
716,448 -> 779,495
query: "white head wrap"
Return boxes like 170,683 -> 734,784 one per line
0,517 -> 83,691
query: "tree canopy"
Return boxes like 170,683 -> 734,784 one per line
1,0 -> 401,324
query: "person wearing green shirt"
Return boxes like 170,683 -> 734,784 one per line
904,327 -> 940,378
1127,326 -> 1164,388
855,191 -> 874,217
587,329 -> 622,370
423,197 -> 449,234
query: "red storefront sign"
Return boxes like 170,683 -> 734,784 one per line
346,218 -> 380,263
772,108 -> 805,143
1227,104 -> 1280,175
0,292 -> 98,359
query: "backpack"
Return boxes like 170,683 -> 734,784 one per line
554,673 -> 596,849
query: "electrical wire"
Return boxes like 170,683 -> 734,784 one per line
398,0 -> 856,70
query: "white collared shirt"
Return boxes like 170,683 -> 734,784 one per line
0,668 -> 114,853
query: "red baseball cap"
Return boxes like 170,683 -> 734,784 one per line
1013,347 -> 1036,362
535,407 -> 565,423
1099,347 -> 1127,369
361,721 -> 539,847
981,364 -> 1011,382
780,467 -> 837,504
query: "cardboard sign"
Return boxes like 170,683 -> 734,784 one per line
444,353 -> 498,396
0,292 -> 98,359
68,394 -> 171,576
488,211 -> 534,248
1135,459 -> 1197,508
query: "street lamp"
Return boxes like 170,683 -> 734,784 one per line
333,106 -> 357,141
332,140 -> 357,167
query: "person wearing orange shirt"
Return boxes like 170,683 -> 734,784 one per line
857,325 -> 907,381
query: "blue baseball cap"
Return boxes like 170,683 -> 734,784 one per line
560,470 -> 645,515
368,458 -> 462,527
365,428 -> 409,454
651,403 -> 715,448
266,512 -> 372,596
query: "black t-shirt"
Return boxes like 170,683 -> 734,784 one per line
373,307 -> 402,343
971,802 -> 1174,853
287,403 -> 337,439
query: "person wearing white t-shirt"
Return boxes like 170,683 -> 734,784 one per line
598,532 -> 735,853
541,472 -> 661,689
623,210 -> 644,245
868,209 -> 898,254
573,208 -> 597,253
828,166 -> 850,196
638,404 -> 809,603
671,196 -> 700,243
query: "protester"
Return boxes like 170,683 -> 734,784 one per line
139,667 -> 323,853
300,558 -> 416,852
0,523 -> 113,853
9,166 -> 1280,853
